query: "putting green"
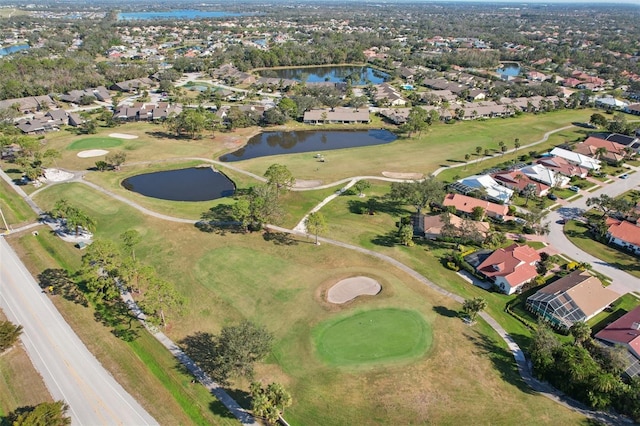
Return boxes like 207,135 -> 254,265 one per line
68,137 -> 123,150
313,308 -> 432,366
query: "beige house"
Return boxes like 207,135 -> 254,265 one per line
303,107 -> 370,124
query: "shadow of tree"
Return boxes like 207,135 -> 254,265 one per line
180,331 -> 218,375
93,299 -> 139,342
347,197 -> 410,217
38,268 -> 88,307
464,329 -> 535,394
432,305 -> 460,318
145,130 -> 194,140
371,230 -> 398,247
263,232 -> 298,245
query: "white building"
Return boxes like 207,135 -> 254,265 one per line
458,174 -> 513,203
549,147 -> 601,171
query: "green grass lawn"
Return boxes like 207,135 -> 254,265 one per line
67,137 -> 124,150
564,220 -> 640,279
313,308 -> 431,366
27,182 -> 585,425
233,109 -> 594,183
588,293 -> 640,334
0,177 -> 37,230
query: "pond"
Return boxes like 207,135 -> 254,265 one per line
496,63 -> 520,77
118,10 -> 243,20
220,129 -> 397,162
0,44 -> 29,57
121,167 -> 235,201
260,66 -> 389,85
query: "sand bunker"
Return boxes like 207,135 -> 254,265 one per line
109,133 -> 138,140
327,276 -> 381,304
43,168 -> 74,182
294,179 -> 322,189
77,149 -> 109,158
382,171 -> 424,180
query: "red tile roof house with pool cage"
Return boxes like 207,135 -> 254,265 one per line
606,218 -> 640,256
475,243 -> 540,295
595,306 -> 640,377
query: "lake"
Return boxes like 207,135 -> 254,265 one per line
118,10 -> 243,20
496,63 -> 520,77
220,129 -> 397,162
121,167 -> 235,201
0,45 -> 29,57
260,66 -> 389,85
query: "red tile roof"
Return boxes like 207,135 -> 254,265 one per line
595,305 -> 640,358
607,220 -> 640,246
442,193 -> 508,217
492,171 -> 549,196
477,244 -> 541,288
536,156 -> 587,177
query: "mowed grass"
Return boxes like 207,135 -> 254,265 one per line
234,109 -> 596,182
565,220 -> 640,279
0,177 -> 37,230
29,183 -> 584,425
67,137 -> 123,150
313,308 -> 431,366
0,313 -> 52,418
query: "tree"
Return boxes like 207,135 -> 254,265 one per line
586,194 -> 614,217
51,199 -> 95,237
471,206 -> 485,221
80,239 -> 121,301
349,95 -> 368,112
0,320 -> 23,353
353,179 -> 370,196
462,297 -> 487,322
389,177 -> 445,215
400,106 -> 429,137
514,138 -> 521,153
569,321 -> 592,346
247,185 -> 283,227
165,108 -> 211,138
212,321 -> 273,384
8,401 -> 70,426
95,160 -> 109,171
277,97 -> 298,119
105,151 -> 126,170
464,153 -> 471,170
399,223 -> 414,246
120,229 -> 141,261
251,382 -> 292,424
264,164 -> 295,198
590,113 -> 608,128
529,322 -> 561,374
521,183 -> 537,206
141,273 -> 184,327
231,199 -> 251,232
594,147 -> 608,161
305,211 -> 326,245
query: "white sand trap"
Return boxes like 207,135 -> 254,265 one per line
294,179 -> 322,189
43,168 -> 74,182
77,149 -> 109,158
109,133 -> 138,140
382,171 -> 424,180
327,276 -> 381,304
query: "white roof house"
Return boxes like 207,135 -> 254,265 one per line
595,96 -> 628,110
458,174 -> 513,203
520,164 -> 569,188
549,147 -> 602,170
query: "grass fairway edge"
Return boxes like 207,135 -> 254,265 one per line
313,308 -> 432,367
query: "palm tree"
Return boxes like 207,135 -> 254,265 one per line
594,147 -> 608,161
464,153 -> 471,170
305,212 -> 326,245
514,138 -> 521,152
569,321 -> 592,346
462,297 -> 487,322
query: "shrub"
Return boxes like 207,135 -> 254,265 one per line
446,262 -> 459,271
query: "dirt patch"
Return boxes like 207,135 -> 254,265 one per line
382,171 -> 423,180
108,133 -> 138,140
43,168 -> 74,182
77,149 -> 108,158
294,179 -> 322,189
327,276 -> 381,304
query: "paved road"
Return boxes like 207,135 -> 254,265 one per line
547,166 -> 640,295
0,236 -> 158,425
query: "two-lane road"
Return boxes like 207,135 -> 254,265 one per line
0,236 -> 157,425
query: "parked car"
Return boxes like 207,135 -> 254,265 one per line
569,186 -> 580,192
620,173 -> 629,179
547,193 -> 558,201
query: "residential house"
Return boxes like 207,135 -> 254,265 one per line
373,83 -> 406,106
60,86 -> 111,104
110,77 -> 155,93
535,156 -> 588,178
595,96 -> 628,110
549,147 -> 602,170
624,103 -> 640,116
457,174 -> 513,203
379,108 -> 410,124
0,95 -> 56,113
520,163 -> 569,188
442,193 -> 509,220
414,213 -> 490,240
475,244 -> 540,295
606,218 -> 640,255
526,269 -> 619,330
492,171 -> 550,197
303,107 -> 370,124
574,136 -> 628,164
603,133 -> 640,151
595,306 -> 640,377
467,89 -> 486,101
